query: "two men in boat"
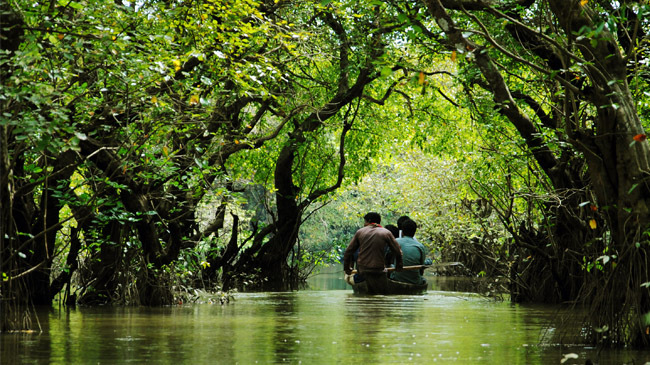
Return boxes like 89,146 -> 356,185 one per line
344,212 -> 429,293
343,212 -> 404,294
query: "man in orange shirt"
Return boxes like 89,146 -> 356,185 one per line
343,212 -> 403,294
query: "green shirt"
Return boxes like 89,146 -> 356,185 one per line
390,236 -> 426,284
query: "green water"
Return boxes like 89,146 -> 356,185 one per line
3,270 -> 650,364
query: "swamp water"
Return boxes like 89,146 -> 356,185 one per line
3,269 -> 650,364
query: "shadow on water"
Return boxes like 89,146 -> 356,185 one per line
3,266 -> 650,364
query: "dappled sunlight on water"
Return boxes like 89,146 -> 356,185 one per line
2,269 -> 650,364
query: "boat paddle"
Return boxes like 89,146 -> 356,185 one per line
350,265 -> 430,274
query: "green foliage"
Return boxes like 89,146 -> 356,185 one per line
3,2 -> 650,351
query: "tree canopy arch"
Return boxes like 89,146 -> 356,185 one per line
3,0 -> 650,347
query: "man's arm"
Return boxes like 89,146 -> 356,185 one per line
343,234 -> 359,275
419,244 -> 426,265
387,236 -> 404,270
418,243 -> 426,275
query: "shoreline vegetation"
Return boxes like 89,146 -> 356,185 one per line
3,0 -> 650,347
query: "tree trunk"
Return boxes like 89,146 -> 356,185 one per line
77,220 -> 126,305
423,0 -> 650,346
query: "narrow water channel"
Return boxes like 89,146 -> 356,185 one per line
3,268 -> 650,364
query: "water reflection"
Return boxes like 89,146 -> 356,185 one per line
2,268 -> 650,364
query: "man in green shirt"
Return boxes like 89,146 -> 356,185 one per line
391,219 -> 427,285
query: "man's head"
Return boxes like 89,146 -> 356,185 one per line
401,219 -> 417,237
397,215 -> 410,230
363,212 -> 381,224
385,224 -> 399,238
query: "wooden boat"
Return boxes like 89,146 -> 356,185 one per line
350,278 -> 428,295
346,265 -> 430,295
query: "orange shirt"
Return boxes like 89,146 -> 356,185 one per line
343,224 -> 403,274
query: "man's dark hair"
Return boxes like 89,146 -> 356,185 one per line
364,212 -> 381,224
401,219 -> 417,237
397,215 -> 410,230
385,224 -> 399,238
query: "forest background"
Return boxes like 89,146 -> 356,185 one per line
2,0 -> 650,347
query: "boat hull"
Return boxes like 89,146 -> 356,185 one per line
350,278 -> 428,295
